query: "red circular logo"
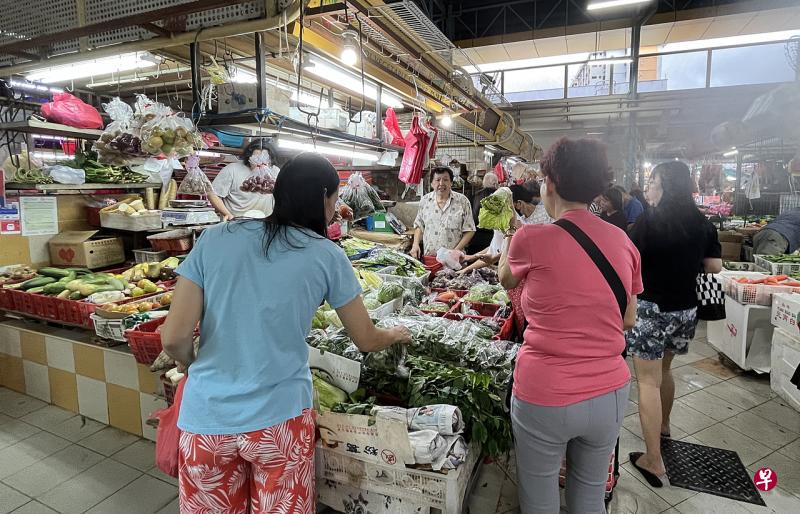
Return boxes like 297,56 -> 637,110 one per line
381,449 -> 396,465
754,468 -> 778,492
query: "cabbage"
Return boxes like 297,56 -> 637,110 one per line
377,283 -> 404,304
492,290 -> 510,305
312,370 -> 348,411
478,187 -> 514,231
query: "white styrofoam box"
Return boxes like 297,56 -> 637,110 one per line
707,296 -> 773,372
770,328 -> 800,412
771,293 -> 800,335
317,477 -> 429,514
308,346 -> 361,394
369,297 -> 403,320
316,441 -> 480,514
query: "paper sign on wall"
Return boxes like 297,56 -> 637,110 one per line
0,202 -> 21,235
20,196 -> 58,236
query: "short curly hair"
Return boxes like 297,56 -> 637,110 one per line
540,137 -> 611,204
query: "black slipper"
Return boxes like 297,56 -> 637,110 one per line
661,432 -> 671,439
629,452 -> 664,488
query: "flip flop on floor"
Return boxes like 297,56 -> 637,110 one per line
661,432 -> 671,438
629,452 -> 666,488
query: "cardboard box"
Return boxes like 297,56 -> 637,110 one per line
771,293 -> 800,336
707,296 -> 773,372
721,241 -> 743,261
771,328 -> 800,411
48,230 -> 125,269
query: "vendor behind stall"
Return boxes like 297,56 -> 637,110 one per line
411,166 -> 476,259
208,141 -> 280,220
753,208 -> 800,255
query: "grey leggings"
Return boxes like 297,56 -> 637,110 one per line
511,385 -> 629,514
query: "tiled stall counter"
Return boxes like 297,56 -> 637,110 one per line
0,319 -> 166,440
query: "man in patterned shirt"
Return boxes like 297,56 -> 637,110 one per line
411,167 -> 476,258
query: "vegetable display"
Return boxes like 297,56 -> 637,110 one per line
308,314 -> 519,457
478,187 -> 514,231
430,267 -> 499,290
734,274 -> 800,286
11,167 -> 54,184
760,255 -> 800,264
342,237 -> 380,258
352,249 -> 426,277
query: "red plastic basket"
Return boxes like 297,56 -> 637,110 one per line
125,316 -> 167,365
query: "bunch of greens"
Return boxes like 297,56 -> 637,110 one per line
478,187 -> 514,231
464,284 -> 502,303
352,249 -> 426,277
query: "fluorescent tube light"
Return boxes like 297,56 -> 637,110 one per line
587,0 -> 652,11
26,52 -> 160,84
277,138 -> 380,162
195,151 -> 222,158
307,58 -> 404,109
723,149 -> 739,157
30,152 -> 72,161
86,77 -> 148,88
9,80 -> 62,93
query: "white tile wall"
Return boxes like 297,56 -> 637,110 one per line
45,336 -> 75,373
23,361 -> 51,402
103,351 -> 139,390
76,375 -> 109,425
139,393 -> 167,442
0,324 -> 22,357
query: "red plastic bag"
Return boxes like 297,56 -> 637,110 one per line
41,93 -> 103,129
493,161 -> 506,183
384,108 -> 405,147
399,115 -> 427,185
154,378 -> 186,478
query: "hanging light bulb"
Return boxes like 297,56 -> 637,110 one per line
340,30 -> 359,66
440,109 -> 453,128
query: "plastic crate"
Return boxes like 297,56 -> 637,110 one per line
316,442 -> 480,514
722,261 -> 760,272
125,316 -> 167,365
368,297 -> 402,320
754,255 -> 800,275
720,272 -> 800,306
147,229 -> 193,254
133,249 -> 168,263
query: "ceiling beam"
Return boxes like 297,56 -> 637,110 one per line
0,0 -> 249,57
139,23 -> 172,38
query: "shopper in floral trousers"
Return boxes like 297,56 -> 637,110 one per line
162,153 -> 411,513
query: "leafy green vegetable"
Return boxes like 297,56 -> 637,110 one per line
377,283 -> 403,303
478,187 -> 514,231
364,297 -> 382,310
491,290 -> 510,305
312,369 -> 348,412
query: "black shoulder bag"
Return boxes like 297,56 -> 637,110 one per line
554,219 -> 628,323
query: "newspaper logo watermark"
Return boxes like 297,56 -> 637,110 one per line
754,468 -> 777,492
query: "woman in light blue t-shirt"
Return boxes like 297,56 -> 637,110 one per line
161,152 -> 411,513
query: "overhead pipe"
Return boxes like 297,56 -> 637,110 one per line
0,0 -> 303,77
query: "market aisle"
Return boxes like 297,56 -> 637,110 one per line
2,323 -> 800,513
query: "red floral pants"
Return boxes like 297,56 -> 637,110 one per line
178,409 -> 316,513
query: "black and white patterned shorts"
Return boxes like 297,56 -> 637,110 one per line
625,300 -> 698,360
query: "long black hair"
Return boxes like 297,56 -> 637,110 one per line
630,161 -> 705,249
263,152 -> 340,255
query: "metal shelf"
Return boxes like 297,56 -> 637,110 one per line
6,182 -> 162,191
0,120 -> 104,140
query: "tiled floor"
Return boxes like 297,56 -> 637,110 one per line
2,324 -> 800,513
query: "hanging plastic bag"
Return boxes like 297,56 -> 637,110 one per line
46,165 -> 85,185
493,161 -> 506,183
384,107 -> 405,147
340,172 -> 385,220
41,93 -> 103,129
154,378 -> 185,478
141,112 -> 199,158
436,248 -> 465,271
399,115 -> 427,186
240,151 -> 276,194
176,155 -> 212,196
102,97 -> 134,134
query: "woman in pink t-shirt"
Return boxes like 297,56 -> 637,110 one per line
499,138 -> 643,514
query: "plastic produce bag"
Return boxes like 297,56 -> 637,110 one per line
436,248 -> 465,271
478,187 -> 514,231
41,93 -> 103,129
177,155 -> 212,196
240,151 -> 275,194
154,377 -> 185,477
383,107 -> 405,146
102,97 -> 134,134
44,165 -> 83,185
340,172 -> 385,220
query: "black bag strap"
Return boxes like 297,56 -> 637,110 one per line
554,218 -> 627,320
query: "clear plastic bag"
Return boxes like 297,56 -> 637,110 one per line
340,172 -> 385,220
176,155 -> 212,196
102,97 -> 134,134
436,248 -> 465,271
240,152 -> 276,194
46,165 -> 85,185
